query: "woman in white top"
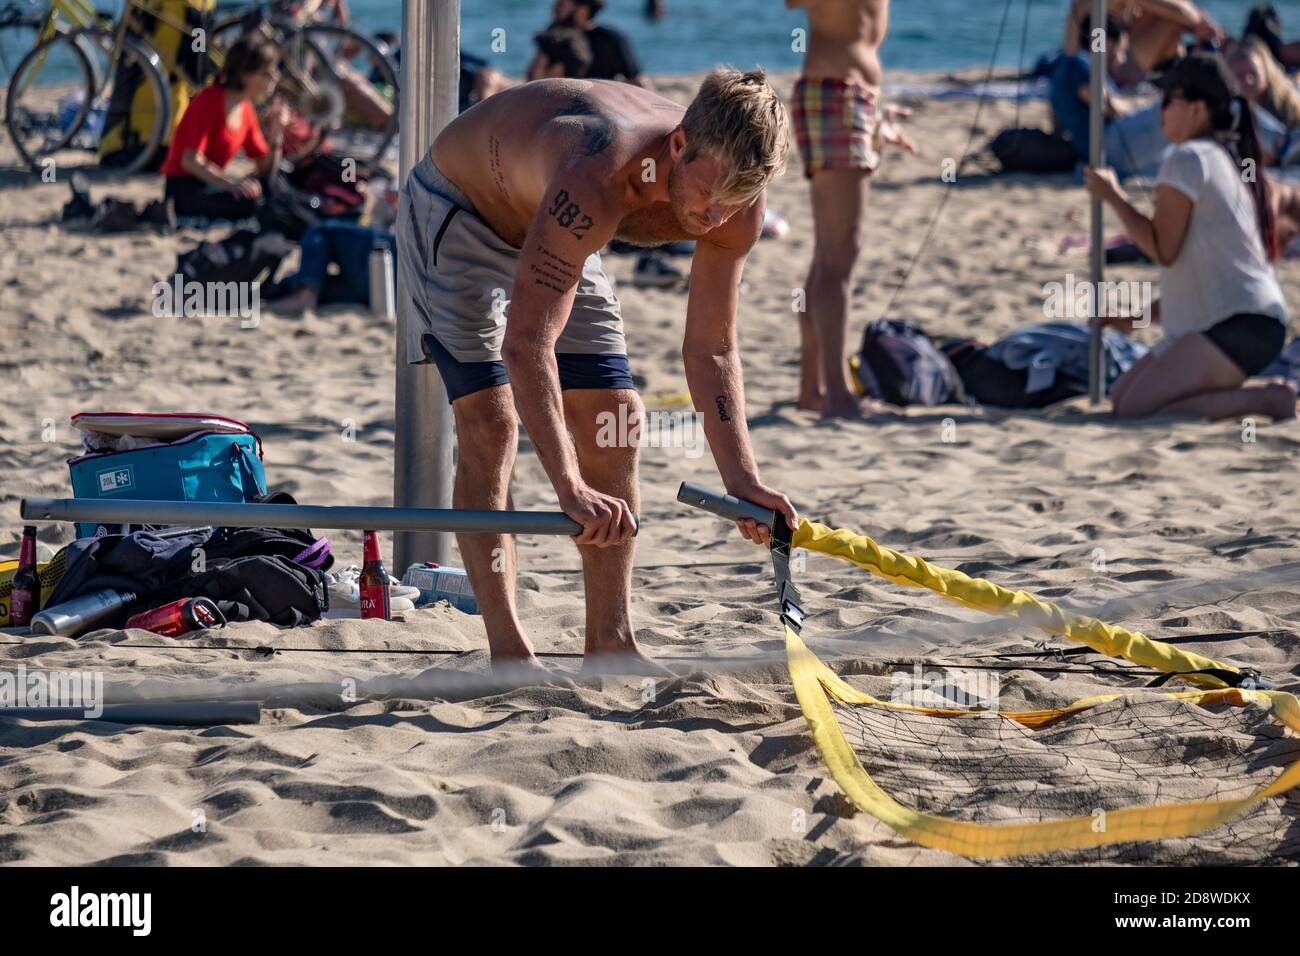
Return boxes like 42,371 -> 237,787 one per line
1085,52 -> 1295,421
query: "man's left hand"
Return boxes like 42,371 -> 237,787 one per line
727,481 -> 799,547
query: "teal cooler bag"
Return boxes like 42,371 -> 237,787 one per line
67,431 -> 267,538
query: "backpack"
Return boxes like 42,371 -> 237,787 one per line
99,0 -> 217,170
160,554 -> 329,627
850,319 -> 965,407
176,228 -> 293,286
941,339 -> 1085,409
257,179 -> 322,241
989,128 -> 1080,173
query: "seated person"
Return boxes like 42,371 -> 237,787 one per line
160,37 -> 287,220
1051,17 -> 1174,177
1228,36 -> 1300,128
266,182 -> 397,314
1062,0 -> 1223,81
1084,53 -> 1295,421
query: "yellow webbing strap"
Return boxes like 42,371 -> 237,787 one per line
787,625 -> 1300,857
791,520 -> 1239,686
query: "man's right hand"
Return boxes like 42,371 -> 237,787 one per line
559,482 -> 637,548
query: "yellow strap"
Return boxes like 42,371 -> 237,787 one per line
791,520 -> 1239,686
788,625 -> 1300,857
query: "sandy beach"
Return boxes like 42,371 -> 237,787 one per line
2,68 -> 1299,866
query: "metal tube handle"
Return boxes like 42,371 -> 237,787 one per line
676,482 -> 774,526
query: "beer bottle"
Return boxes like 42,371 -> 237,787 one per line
359,530 -> 391,620
10,525 -> 40,627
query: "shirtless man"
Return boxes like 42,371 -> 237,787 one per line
787,0 -> 915,419
395,70 -> 798,676
1062,0 -> 1223,79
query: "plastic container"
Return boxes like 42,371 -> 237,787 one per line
401,562 -> 479,615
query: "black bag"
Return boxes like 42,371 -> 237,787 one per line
942,339 -> 1084,409
171,554 -> 328,627
989,128 -> 1080,173
176,228 -> 293,286
851,319 -> 964,407
257,179 -> 322,240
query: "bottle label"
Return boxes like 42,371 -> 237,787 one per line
360,584 -> 391,620
11,589 -> 34,626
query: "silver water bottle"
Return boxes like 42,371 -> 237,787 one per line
29,588 -> 136,638
369,237 -> 395,320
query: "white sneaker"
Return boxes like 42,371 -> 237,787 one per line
327,565 -> 420,609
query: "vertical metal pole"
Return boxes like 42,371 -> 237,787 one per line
395,0 -> 459,569
1087,0 -> 1106,404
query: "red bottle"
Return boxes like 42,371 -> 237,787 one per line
359,530 -> 391,620
10,525 -> 40,627
124,597 -> 224,636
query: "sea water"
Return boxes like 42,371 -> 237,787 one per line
347,0 -> 1286,78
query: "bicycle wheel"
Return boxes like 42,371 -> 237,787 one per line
300,24 -> 398,164
0,7 -> 104,100
4,27 -> 95,166
85,30 -> 172,174
211,14 -> 397,165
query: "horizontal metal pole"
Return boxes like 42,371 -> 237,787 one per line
21,497 -> 584,536
0,701 -> 261,726
676,482 -> 774,526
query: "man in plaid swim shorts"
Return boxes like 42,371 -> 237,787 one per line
788,0 -> 915,419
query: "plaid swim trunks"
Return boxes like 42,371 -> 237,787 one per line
791,77 -> 883,179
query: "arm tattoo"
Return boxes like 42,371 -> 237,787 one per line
715,395 -> 732,422
487,135 -> 509,199
529,244 -> 580,294
547,188 -> 594,238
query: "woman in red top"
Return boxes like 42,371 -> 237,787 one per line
161,37 -> 289,219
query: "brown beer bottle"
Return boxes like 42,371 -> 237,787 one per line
359,530 -> 391,620
10,525 -> 40,627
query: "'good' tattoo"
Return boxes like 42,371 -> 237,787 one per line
715,395 -> 732,422
547,188 -> 594,239
529,244 -> 580,294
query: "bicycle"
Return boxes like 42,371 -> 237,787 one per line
4,0 -> 213,174
208,0 -> 398,164
5,0 -> 397,176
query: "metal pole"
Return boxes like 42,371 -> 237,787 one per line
677,482 -> 777,526
0,701 -> 261,726
395,0 -> 460,569
1087,0 -> 1107,404
21,497 -> 584,536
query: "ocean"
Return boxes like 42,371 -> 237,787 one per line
348,0 -> 1300,77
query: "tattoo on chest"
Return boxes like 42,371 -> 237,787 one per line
715,395 -> 732,422
529,244 -> 581,294
547,188 -> 594,239
487,135 -> 509,199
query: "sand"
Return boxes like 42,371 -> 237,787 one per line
1,69 -> 1299,866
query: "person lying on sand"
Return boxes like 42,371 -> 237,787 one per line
787,0 -> 915,420
1084,53 -> 1296,421
395,71 -> 799,677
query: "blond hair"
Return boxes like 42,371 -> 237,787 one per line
680,66 -> 789,204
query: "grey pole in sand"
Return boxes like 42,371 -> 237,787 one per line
21,497 -> 584,536
1087,0 -> 1107,404
394,0 -> 460,570
0,701 -> 261,727
676,482 -> 775,526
